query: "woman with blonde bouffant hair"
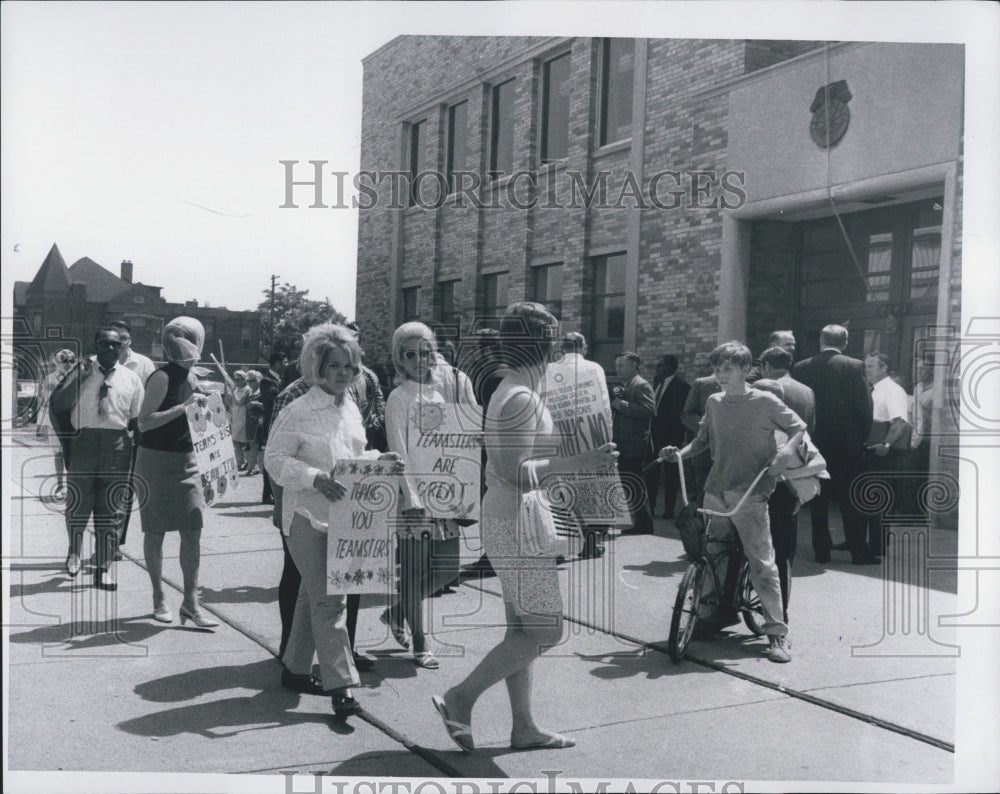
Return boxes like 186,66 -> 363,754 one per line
265,322 -> 403,720
382,321 -> 478,670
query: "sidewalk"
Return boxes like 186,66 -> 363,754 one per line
4,429 -> 963,789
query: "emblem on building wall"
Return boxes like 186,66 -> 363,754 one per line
810,80 -> 852,148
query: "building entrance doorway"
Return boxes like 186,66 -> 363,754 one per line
749,196 -> 944,390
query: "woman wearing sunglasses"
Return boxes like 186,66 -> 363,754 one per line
136,316 -> 218,628
383,322 -> 478,669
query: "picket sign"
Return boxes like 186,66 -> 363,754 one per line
403,400 -> 483,522
543,354 -> 629,525
327,458 -> 400,594
186,391 -> 239,506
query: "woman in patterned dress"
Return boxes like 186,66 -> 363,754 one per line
431,303 -> 617,752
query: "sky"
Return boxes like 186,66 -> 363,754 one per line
2,2 -> 998,324
2,2 -> 395,315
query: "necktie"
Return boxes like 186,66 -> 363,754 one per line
98,367 -> 113,416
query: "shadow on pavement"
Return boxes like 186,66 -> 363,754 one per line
200,584 -> 278,605
575,647 -> 714,680
215,509 -> 275,518
8,615 -> 173,649
9,573 -> 78,599
122,659 -> 359,738
621,559 -> 689,579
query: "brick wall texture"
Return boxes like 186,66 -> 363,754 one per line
356,36 -> 963,388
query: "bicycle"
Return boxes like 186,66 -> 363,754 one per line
667,460 -> 768,663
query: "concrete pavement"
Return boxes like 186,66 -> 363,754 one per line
3,429 -> 971,790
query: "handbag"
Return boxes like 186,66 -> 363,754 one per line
518,462 -> 560,557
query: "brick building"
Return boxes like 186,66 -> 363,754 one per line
13,243 -> 262,368
354,36 -> 963,513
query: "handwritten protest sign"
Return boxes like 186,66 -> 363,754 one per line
327,458 -> 399,594
186,391 -> 239,506
404,401 -> 483,522
543,354 -> 629,525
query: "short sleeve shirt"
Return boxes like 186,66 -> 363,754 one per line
871,378 -> 909,423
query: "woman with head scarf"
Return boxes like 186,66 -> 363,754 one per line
264,322 -> 403,719
431,303 -> 617,752
135,317 -> 218,627
382,321 -> 479,669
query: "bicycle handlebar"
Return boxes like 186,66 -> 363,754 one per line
695,466 -> 772,518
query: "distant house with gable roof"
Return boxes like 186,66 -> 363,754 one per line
12,244 -> 262,369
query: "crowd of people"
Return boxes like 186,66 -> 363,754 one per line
36,303 -> 933,746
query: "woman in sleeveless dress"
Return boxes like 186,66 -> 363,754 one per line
432,303 -> 617,752
135,316 -> 218,628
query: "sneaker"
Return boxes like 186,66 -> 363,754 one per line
768,635 -> 792,663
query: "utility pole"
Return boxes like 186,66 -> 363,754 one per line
269,274 -> 279,357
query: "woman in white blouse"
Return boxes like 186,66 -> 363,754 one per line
383,322 -> 478,670
265,323 -> 402,719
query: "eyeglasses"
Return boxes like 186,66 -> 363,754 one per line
402,349 -> 434,361
97,340 -> 122,350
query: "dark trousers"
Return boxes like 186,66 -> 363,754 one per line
65,428 -> 131,570
119,437 -> 140,546
861,448 -> 907,555
644,455 -> 681,516
768,481 -> 798,622
261,468 -> 274,504
690,451 -> 712,507
278,527 -> 360,659
618,456 -> 654,532
810,450 -> 867,559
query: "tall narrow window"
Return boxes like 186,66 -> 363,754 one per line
478,272 -> 509,328
530,262 -> 564,319
402,286 -> 420,322
490,80 -> 516,180
589,252 -> 627,371
446,101 -> 468,194
541,53 -> 570,163
437,280 -> 459,325
599,39 -> 634,146
409,120 -> 426,206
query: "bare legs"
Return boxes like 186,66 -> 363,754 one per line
143,527 -> 203,613
441,601 -> 569,747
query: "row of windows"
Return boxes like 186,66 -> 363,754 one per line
409,38 -> 635,203
400,251 -> 627,368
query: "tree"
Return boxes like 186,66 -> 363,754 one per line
256,282 -> 347,359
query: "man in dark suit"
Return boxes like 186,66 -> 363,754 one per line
258,353 -> 287,505
680,365 -> 721,505
791,324 -> 875,565
645,355 -> 691,519
612,352 -> 656,534
760,346 -> 815,434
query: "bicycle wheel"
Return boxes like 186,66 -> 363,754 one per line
738,560 -> 766,636
668,561 -> 706,662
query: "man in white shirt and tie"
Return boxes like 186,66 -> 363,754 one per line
50,328 -> 144,590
